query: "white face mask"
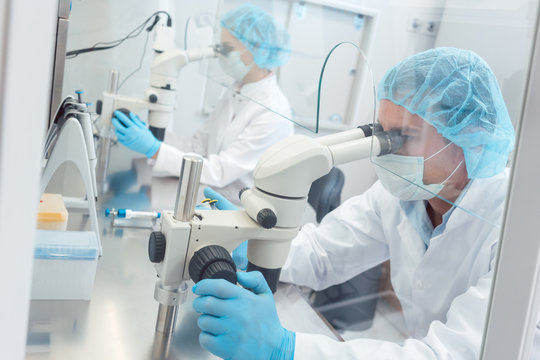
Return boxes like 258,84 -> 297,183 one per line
219,50 -> 252,83
374,142 -> 464,201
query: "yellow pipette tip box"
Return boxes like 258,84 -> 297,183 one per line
37,193 -> 68,231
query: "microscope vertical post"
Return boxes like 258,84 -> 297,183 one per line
155,155 -> 203,334
173,155 -> 203,222
96,70 -> 119,195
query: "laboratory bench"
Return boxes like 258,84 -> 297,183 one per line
25,149 -> 341,360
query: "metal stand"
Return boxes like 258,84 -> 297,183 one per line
152,155 -> 203,357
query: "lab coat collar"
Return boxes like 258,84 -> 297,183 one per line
399,180 -> 474,248
238,73 -> 277,102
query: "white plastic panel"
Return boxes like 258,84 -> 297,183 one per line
0,0 -> 57,358
481,13 -> 540,360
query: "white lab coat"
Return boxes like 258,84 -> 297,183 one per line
153,74 -> 294,204
281,169 -> 540,359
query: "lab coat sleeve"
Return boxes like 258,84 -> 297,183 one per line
280,182 -> 390,291
152,142 -> 187,177
152,126 -> 211,176
293,270 -> 494,359
154,110 -> 293,187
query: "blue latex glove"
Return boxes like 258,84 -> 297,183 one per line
112,110 -> 161,158
203,187 -> 248,270
193,271 -> 295,360
232,241 -> 248,271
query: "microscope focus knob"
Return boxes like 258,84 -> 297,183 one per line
148,231 -> 166,263
189,245 -> 237,284
257,208 -> 277,229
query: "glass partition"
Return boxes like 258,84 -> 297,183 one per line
27,0 -> 540,359
187,1 -> 378,133
298,0 -> 538,358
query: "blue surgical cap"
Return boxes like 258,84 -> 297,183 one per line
378,47 -> 515,179
220,3 -> 291,69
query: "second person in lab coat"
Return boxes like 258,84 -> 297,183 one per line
112,3 -> 294,204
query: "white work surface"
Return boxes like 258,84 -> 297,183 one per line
25,151 -> 339,360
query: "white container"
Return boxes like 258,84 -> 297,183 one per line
31,230 -> 99,300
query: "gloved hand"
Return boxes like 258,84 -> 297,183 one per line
203,187 -> 237,210
203,187 -> 248,270
112,110 -> 161,158
193,271 -> 295,360
232,241 -> 248,271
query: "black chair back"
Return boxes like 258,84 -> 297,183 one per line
307,167 -> 345,223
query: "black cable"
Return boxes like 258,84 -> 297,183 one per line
66,17 -> 150,58
117,30 -> 151,90
66,11 -> 172,59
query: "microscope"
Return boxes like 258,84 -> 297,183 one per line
147,123 -> 404,335
94,23 -> 224,193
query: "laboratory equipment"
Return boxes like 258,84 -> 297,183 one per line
45,95 -> 99,201
105,207 -> 161,220
147,123 -> 404,350
104,207 -> 160,229
38,95 -> 101,300
200,198 -> 218,209
48,0 -> 70,125
96,39 -> 220,140
31,230 -> 99,300
95,22 -> 223,192
41,95 -> 101,255
37,193 -> 68,231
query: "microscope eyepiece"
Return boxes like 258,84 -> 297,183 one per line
214,43 -> 234,56
375,129 -> 405,156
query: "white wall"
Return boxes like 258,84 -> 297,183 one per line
0,0 -> 57,358
435,0 -> 538,125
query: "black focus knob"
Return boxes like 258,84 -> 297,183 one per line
148,231 -> 166,263
189,245 -> 237,284
96,100 -> 103,115
116,108 -> 131,117
148,94 -> 158,103
238,187 -> 249,200
257,208 -> 277,229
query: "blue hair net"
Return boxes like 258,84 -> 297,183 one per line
220,3 -> 291,69
378,47 -> 515,179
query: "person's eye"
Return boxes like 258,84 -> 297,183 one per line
402,134 -> 414,141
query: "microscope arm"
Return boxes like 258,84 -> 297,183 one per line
149,46 -> 217,88
155,210 -> 298,287
241,126 -> 403,226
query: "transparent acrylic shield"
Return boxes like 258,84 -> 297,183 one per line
317,42 -> 376,133
185,1 -> 376,133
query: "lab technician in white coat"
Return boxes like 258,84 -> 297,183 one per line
190,47 -> 538,360
111,3 -> 294,204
